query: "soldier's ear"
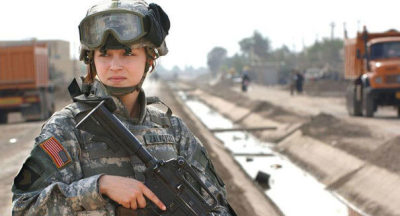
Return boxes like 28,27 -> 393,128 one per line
148,59 -> 154,66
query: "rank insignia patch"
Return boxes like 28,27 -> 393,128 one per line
39,137 -> 71,168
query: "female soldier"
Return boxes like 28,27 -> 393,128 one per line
11,0 -> 235,215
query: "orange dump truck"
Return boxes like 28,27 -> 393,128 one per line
345,26 -> 400,117
0,45 -> 54,123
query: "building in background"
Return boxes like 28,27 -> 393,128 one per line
250,62 -> 279,85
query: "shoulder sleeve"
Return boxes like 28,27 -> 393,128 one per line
11,108 -> 107,216
173,116 -> 235,216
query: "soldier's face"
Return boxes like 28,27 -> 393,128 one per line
94,47 -> 146,87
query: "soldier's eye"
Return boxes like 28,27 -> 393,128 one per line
124,51 -> 134,56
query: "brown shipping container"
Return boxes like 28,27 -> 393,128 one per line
0,45 -> 49,90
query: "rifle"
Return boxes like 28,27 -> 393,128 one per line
77,99 -> 219,216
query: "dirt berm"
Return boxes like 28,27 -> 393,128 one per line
187,80 -> 400,216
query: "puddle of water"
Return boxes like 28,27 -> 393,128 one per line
214,131 -> 273,155
181,92 -> 347,216
186,100 -> 234,129
236,156 -> 347,216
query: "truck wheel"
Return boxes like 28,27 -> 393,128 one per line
363,92 -> 375,117
0,112 -> 7,124
346,85 -> 362,116
21,103 -> 41,122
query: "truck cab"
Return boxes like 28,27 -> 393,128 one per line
368,37 -> 400,85
345,28 -> 400,117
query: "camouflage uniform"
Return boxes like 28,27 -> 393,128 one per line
12,80 -> 232,216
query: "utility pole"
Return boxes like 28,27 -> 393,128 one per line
330,22 -> 335,40
292,37 -> 297,68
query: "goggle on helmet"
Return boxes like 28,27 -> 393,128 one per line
79,0 -> 170,61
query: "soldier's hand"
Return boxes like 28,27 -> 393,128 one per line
99,175 -> 166,211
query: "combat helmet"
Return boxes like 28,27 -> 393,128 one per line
78,0 -> 170,94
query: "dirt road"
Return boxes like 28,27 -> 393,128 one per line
234,84 -> 400,138
0,121 -> 42,215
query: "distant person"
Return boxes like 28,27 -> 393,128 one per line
296,71 -> 304,94
11,1 -> 236,215
241,67 -> 250,92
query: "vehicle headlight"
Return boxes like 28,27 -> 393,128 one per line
375,76 -> 383,84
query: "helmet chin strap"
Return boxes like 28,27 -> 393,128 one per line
103,84 -> 138,96
100,59 -> 150,96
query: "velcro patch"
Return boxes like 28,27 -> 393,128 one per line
39,137 -> 71,168
14,164 -> 40,191
144,134 -> 175,145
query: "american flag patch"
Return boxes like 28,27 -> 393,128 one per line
39,137 -> 71,168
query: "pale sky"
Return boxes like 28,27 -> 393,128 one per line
1,0 -> 399,70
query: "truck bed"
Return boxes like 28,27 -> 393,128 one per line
0,45 -> 49,90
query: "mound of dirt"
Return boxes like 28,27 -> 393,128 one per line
299,113 -> 384,161
368,136 -> 400,174
300,113 -> 371,138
